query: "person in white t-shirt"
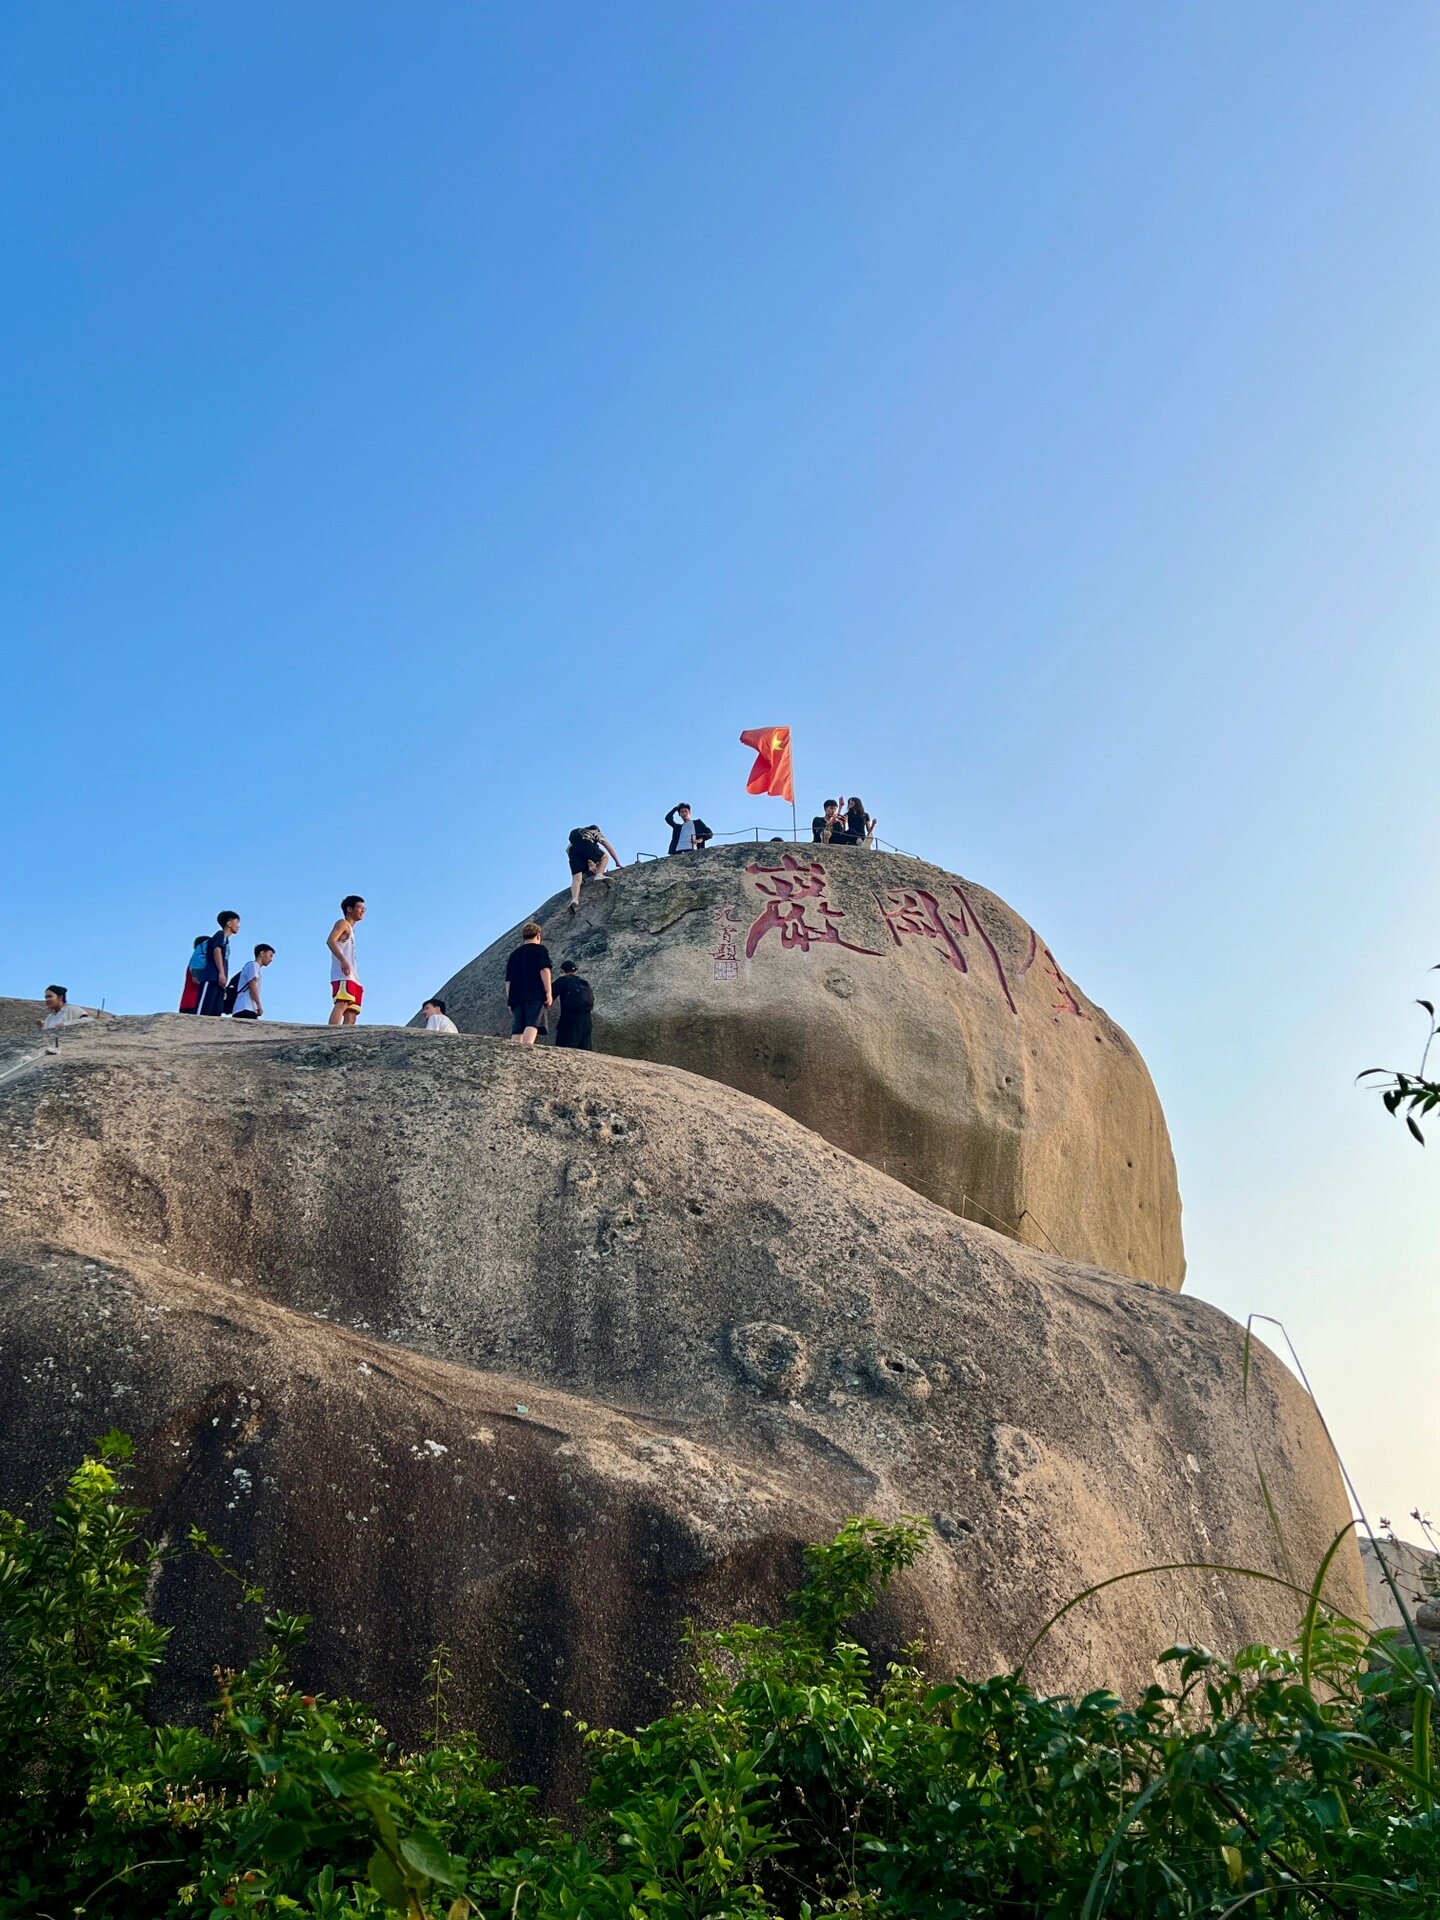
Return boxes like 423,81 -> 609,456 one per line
229,945 -> 275,1020
37,986 -> 91,1031
421,997 -> 459,1035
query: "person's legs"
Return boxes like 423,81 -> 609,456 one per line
198,982 -> 223,1016
570,870 -> 583,910
510,999 -> 543,1045
330,980 -> 363,1027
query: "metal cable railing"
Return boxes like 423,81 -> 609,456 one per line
634,825 -> 921,862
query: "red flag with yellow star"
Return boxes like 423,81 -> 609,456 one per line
739,726 -> 794,803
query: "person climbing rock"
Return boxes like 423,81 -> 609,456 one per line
566,825 -> 621,913
421,997 -> 459,1034
505,922 -> 552,1046
552,960 -> 595,1050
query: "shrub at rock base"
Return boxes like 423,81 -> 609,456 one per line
2,1443 -> 1437,1920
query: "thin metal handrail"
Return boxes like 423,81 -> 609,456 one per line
635,825 -> 920,862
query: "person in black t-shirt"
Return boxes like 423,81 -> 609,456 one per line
504,921 -> 552,1046
811,800 -> 854,844
552,961 -> 595,1050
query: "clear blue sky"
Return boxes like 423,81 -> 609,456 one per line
3,5 -> 1436,1534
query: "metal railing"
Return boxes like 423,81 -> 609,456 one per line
635,825 -> 920,863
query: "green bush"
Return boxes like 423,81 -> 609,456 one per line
0,1439 -> 1436,1918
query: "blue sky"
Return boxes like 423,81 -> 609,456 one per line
2,4 -> 1436,1532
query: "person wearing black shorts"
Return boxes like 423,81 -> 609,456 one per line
552,961 -> 594,1049
566,824 -> 621,913
505,921 -> 552,1046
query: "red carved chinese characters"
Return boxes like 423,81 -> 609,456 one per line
878,885 -> 1017,1013
1019,927 -> 1083,1016
743,855 -> 884,959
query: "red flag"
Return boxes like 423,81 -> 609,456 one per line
740,726 -> 794,804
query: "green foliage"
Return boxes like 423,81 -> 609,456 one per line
1,1451 -> 1438,1918
1359,976 -> 1440,1142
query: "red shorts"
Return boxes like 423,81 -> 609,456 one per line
331,978 -> 364,1009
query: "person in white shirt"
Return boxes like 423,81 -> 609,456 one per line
37,985 -> 91,1031
229,945 -> 275,1020
327,895 -> 366,1026
421,997 -> 459,1035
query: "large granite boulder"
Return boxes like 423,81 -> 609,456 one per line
433,846 -> 1185,1288
0,1015 -> 1358,1794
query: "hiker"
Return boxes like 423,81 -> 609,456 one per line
327,895 -> 366,1026
665,803 -> 714,855
421,998 -> 459,1035
811,800 -> 851,845
840,795 -> 875,847
198,912 -> 240,1017
37,986 -> 90,1032
552,961 -> 595,1050
179,934 -> 209,1013
566,825 -> 621,913
505,921 -> 552,1046
228,944 -> 275,1020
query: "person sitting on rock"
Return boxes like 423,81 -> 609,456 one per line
664,803 -> 713,855
840,795 -> 875,847
421,997 -> 459,1034
552,961 -> 595,1050
505,922 -> 552,1047
811,800 -> 855,845
566,825 -> 621,913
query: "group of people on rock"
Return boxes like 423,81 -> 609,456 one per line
811,796 -> 876,846
165,893 -> 466,1036
35,787 -> 878,1045
503,922 -> 595,1049
176,897 -> 367,1027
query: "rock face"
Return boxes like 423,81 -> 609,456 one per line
1361,1538 -> 1440,1643
0,1014 -> 1358,1795
434,846 -> 1185,1289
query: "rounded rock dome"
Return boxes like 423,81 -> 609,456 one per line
438,844 -> 1184,1289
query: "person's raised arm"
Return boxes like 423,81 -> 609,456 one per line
326,920 -> 352,975
665,806 -> 680,829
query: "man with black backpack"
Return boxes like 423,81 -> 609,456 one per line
552,960 -> 595,1050
227,944 -> 275,1019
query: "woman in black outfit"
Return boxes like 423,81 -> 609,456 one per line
842,797 -> 873,846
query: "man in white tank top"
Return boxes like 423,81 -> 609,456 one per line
327,895 -> 366,1026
